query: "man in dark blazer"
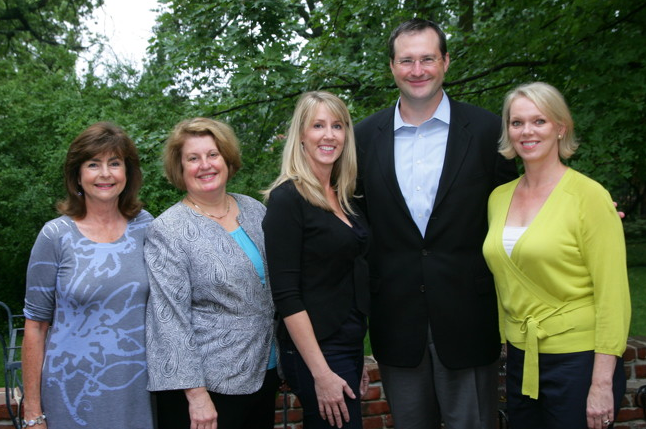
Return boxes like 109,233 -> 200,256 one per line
355,19 -> 518,428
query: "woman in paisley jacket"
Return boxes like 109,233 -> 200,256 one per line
145,117 -> 278,429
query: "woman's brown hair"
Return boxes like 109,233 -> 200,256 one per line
57,122 -> 143,219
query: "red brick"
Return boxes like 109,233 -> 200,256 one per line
385,413 -> 395,427
621,393 -> 633,408
632,336 -> 646,360
366,367 -> 381,382
624,345 -> 637,362
635,364 -> 646,379
362,386 -> 383,401
617,406 -> 646,422
0,403 -> 19,420
362,415 -> 385,428
276,392 -> 301,408
285,408 -> 303,422
361,400 -> 390,416
275,394 -> 286,408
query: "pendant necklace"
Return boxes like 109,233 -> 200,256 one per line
186,195 -> 230,219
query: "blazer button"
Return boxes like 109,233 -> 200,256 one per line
422,249 -> 428,256
420,284 -> 425,292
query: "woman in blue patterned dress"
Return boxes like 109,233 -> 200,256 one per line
144,117 -> 278,429
22,122 -> 154,429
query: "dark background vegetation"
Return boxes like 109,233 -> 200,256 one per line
1,0 -> 645,331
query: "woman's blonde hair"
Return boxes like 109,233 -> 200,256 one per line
264,91 -> 357,214
499,82 -> 578,160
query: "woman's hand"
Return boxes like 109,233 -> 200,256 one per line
185,387 -> 217,429
313,369 -> 355,428
587,383 -> 614,429
586,353 -> 617,429
282,311 -> 359,428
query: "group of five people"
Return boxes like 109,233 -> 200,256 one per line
21,17 -> 630,429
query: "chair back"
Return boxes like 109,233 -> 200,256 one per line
0,301 -> 24,429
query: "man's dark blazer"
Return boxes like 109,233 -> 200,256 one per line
355,96 -> 518,369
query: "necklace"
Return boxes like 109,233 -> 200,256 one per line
186,195 -> 231,219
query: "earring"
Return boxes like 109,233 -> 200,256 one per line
558,135 -> 562,139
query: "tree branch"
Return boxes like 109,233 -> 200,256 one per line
575,2 -> 646,46
208,59 -> 550,117
448,81 -> 515,98
445,60 -> 549,86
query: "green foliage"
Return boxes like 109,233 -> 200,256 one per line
625,217 -> 646,244
1,0 -> 645,312
0,0 -> 101,60
629,266 -> 646,336
0,25 -> 198,309
627,240 -> 646,267
145,0 -> 646,208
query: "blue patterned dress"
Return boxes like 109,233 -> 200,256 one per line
24,212 -> 154,429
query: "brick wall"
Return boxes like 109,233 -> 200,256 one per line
2,339 -> 645,429
274,338 -> 646,429
616,336 -> 646,429
0,395 -> 19,429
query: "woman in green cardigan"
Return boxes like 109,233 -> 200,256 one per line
483,82 -> 630,429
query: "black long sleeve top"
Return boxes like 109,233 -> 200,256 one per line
263,180 -> 370,347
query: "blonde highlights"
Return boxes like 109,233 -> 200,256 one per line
499,82 -> 578,160
264,91 -> 357,215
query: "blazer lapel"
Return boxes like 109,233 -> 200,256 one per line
433,99 -> 472,211
374,108 -> 414,221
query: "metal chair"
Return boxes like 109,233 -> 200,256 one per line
636,384 -> 646,419
0,301 -> 24,429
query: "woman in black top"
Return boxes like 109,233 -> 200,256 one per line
263,91 -> 370,429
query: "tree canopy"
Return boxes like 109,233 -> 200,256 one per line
1,0 -> 644,308
145,0 -> 645,206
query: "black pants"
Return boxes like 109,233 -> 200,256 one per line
153,368 -> 279,429
280,346 -> 364,429
506,344 -> 625,429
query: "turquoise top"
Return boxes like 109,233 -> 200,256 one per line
230,226 -> 277,370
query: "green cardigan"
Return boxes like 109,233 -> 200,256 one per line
483,168 -> 631,399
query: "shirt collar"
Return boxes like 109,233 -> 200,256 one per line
394,90 -> 451,131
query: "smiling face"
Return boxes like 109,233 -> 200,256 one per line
390,28 -> 450,108
508,96 -> 565,164
181,134 -> 229,197
79,152 -> 126,206
301,103 -> 346,176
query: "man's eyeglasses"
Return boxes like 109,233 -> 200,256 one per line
394,56 -> 443,69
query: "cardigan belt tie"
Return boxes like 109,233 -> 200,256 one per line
519,315 -> 548,399
512,297 -> 595,400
